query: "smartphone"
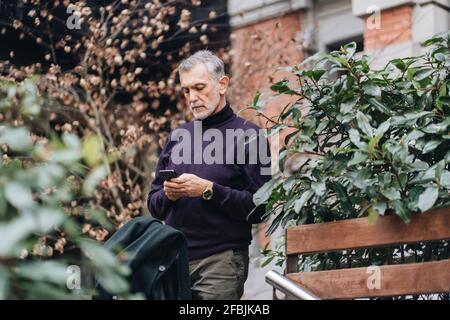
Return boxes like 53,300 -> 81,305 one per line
159,169 -> 178,181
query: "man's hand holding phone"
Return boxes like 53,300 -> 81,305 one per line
161,170 -> 212,201
160,170 -> 181,201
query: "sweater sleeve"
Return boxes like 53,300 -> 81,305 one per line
147,136 -> 175,220
209,131 -> 272,224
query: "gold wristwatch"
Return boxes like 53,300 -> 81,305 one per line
202,182 -> 213,200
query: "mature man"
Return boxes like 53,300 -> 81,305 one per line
147,50 -> 271,300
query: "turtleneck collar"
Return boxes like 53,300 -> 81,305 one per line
200,103 -> 235,127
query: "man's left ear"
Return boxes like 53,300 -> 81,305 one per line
218,76 -> 229,95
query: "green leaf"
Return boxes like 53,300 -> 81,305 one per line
294,190 -> 314,213
422,139 -> 442,154
254,179 -> 278,206
80,240 -> 130,295
49,149 -> 82,165
305,69 -> 326,81
4,182 -> 34,210
347,151 -> 367,166
270,80 -> 288,92
79,239 -> 129,274
372,202 -> 387,215
437,96 -> 450,105
334,56 -> 349,66
300,51 -> 328,66
391,111 -> 432,126
356,111 -> 373,137
0,127 -> 32,151
20,94 -> 41,116
439,170 -> 450,189
83,165 -> 108,196
62,133 -> 80,149
82,134 -> 103,167
311,181 -> 326,197
301,117 -> 317,137
260,255 -> 275,268
315,121 -> 328,135
0,215 -> 36,256
348,129 -> 360,146
368,98 -> 392,115
367,207 -> 379,224
0,265 -> 10,299
375,120 -> 390,136
381,187 -> 401,201
423,36 -> 445,46
445,150 -> 450,162
96,270 -> 130,295
85,209 -> 115,231
368,134 -> 382,155
418,185 -> 439,212
35,207 -> 65,233
413,68 -> 434,81
266,124 -> 287,137
409,162 -> 438,184
405,129 -> 425,143
390,58 -> 406,71
390,200 -> 410,223
62,219 -> 82,239
422,118 -> 450,134
342,41 -> 357,58
439,82 -> 447,96
270,80 -> 297,95
15,261 -> 68,285
282,176 -> 296,192
363,83 -> 381,97
340,99 -> 357,114
332,182 -> 352,213
33,163 -> 65,190
440,171 -> 450,188
253,92 -> 262,107
22,282 -> 74,300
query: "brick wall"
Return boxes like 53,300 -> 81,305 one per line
364,5 -> 413,51
228,12 -> 303,128
228,12 -> 303,254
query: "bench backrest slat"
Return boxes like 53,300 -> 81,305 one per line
287,259 -> 450,299
286,208 -> 450,256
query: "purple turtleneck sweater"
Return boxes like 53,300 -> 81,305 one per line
147,104 -> 271,261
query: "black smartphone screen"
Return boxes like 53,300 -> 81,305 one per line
159,169 -> 178,181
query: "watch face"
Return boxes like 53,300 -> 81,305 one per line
203,190 -> 212,199
203,190 -> 212,200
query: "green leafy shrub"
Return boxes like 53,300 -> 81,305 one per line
252,31 -> 450,282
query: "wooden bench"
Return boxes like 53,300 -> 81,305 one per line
277,208 -> 450,299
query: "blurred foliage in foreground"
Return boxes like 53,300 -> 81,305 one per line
0,77 -> 137,299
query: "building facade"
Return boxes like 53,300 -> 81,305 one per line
228,0 -> 450,114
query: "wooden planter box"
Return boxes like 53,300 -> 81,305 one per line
284,208 -> 450,299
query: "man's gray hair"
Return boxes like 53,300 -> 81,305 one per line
178,50 -> 225,81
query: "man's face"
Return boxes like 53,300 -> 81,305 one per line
180,63 -> 226,120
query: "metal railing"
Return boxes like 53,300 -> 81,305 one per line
265,270 -> 320,300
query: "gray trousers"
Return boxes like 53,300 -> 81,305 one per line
188,247 -> 249,300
